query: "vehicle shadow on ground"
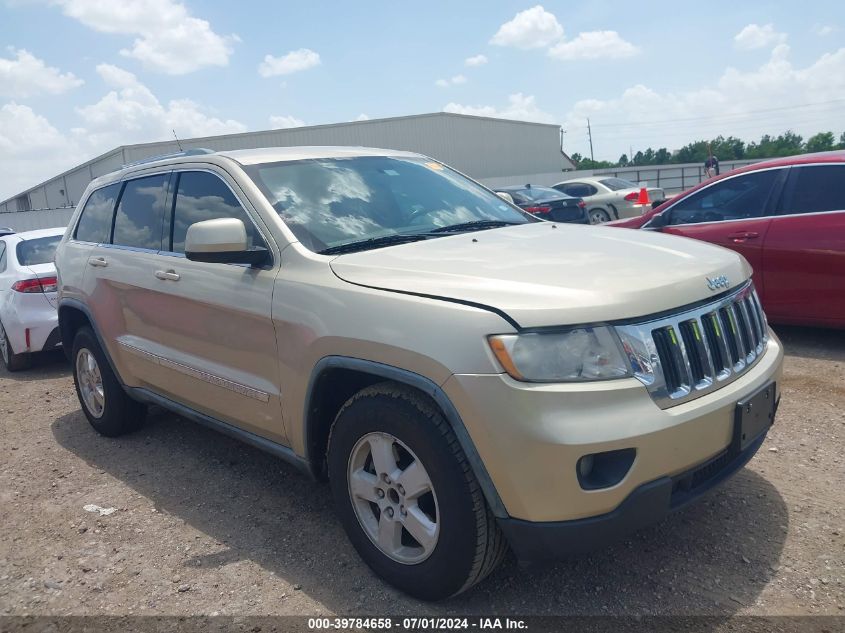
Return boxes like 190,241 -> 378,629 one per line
52,407 -> 788,616
775,325 -> 845,362
0,350 -> 69,381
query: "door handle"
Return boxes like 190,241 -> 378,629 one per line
88,257 -> 108,267
727,231 -> 759,243
154,270 -> 180,281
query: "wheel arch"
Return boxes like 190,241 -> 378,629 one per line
58,299 -> 122,381
303,356 -> 508,518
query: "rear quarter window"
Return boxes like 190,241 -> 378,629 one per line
780,165 -> 845,214
16,235 -> 61,266
75,184 -> 120,243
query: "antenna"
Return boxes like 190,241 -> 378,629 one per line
172,129 -> 183,152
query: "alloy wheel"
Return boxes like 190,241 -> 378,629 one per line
347,432 -> 440,564
76,348 -> 105,418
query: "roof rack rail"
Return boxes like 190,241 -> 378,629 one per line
120,147 -> 216,169
0,227 -> 15,237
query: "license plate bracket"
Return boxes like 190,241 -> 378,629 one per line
733,381 -> 776,453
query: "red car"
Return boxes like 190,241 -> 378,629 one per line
611,151 -> 845,328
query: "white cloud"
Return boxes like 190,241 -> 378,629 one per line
490,5 -> 563,49
548,31 -> 639,61
465,54 -> 488,67
0,65 -> 248,199
562,45 -> 845,161
354,113 -> 370,121
444,92 -> 555,123
435,74 -> 467,88
54,0 -> 236,74
734,23 -> 787,50
0,48 -> 84,98
259,49 -> 321,77
75,64 -> 246,147
0,103 -> 82,200
269,114 -> 305,129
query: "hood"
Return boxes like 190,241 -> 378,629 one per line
329,223 -> 751,328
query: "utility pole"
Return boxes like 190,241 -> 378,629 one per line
586,118 -> 594,162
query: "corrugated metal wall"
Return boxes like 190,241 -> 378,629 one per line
2,113 -> 570,212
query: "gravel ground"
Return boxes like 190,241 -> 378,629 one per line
1,325 -> 843,617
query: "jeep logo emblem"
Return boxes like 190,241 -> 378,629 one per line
706,275 -> 730,292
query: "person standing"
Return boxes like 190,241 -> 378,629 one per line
704,145 -> 720,179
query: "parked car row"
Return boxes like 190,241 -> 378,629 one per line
552,176 -> 666,224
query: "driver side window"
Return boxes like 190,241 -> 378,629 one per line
666,170 -> 780,226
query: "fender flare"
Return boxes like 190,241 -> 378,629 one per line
304,356 -> 509,518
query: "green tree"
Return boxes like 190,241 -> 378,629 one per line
839,132 -> 845,149
618,153 -> 629,166
806,131 -> 835,153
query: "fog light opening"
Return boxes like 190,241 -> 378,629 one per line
577,448 -> 637,491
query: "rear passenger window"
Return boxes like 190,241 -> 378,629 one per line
170,171 -> 262,254
112,174 -> 170,250
0,242 -> 6,273
75,184 -> 120,243
781,165 -> 845,215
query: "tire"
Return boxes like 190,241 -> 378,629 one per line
72,326 -> 146,437
0,321 -> 31,372
327,382 -> 507,600
589,208 -> 612,224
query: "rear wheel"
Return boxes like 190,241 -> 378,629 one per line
0,321 -> 31,372
589,208 -> 612,224
328,383 -> 507,600
72,326 -> 146,436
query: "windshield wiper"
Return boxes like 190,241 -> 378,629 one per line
319,234 -> 432,255
429,220 -> 522,233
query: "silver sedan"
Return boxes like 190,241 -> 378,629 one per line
553,176 -> 666,224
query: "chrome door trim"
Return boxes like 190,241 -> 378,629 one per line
118,340 -> 271,403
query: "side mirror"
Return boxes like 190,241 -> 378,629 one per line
185,218 -> 269,266
496,191 -> 514,204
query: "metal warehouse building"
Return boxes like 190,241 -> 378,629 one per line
0,112 -> 573,229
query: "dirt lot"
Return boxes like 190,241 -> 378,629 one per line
1,325 -> 843,618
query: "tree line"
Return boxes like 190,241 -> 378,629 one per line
570,130 -> 845,170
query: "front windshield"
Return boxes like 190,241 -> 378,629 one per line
599,178 -> 638,191
245,156 -> 530,252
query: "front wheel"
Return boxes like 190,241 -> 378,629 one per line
72,326 -> 146,436
328,383 -> 507,600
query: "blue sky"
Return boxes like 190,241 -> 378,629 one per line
1,0 -> 844,200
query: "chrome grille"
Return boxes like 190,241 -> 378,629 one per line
616,282 -> 769,408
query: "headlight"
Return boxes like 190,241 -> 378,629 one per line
488,327 -> 631,382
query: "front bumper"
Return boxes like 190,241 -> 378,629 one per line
442,333 -> 783,525
497,427 -> 770,560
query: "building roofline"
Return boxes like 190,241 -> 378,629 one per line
2,112 -> 562,206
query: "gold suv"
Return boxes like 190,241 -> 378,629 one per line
54,147 -> 783,600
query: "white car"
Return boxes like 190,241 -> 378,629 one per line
553,177 -> 666,224
0,227 -> 65,371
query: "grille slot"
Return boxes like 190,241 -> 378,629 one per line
616,283 -> 769,409
719,307 -> 741,366
678,320 -> 707,385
